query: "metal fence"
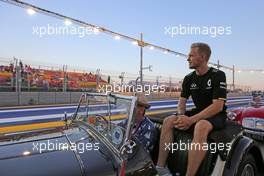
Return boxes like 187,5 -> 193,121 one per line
0,57 -> 252,94
0,58 -> 183,92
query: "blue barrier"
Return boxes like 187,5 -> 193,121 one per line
0,96 -> 254,126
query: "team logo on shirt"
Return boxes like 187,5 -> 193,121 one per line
190,83 -> 198,90
191,83 -> 196,88
206,79 -> 212,89
207,79 -> 211,87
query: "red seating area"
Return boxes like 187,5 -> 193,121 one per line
0,63 -> 107,90
0,64 -> 14,87
67,71 -> 107,88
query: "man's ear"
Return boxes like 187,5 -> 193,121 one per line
201,53 -> 206,60
143,109 -> 146,115
201,53 -> 208,62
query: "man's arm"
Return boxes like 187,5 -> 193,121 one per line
190,99 -> 224,123
178,75 -> 190,115
178,97 -> 187,115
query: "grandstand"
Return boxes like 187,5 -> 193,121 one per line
0,59 -> 108,92
0,58 -> 253,106
0,58 -> 252,93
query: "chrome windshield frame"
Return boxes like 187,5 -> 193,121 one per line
73,93 -> 138,153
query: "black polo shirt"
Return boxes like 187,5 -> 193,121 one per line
180,67 -> 227,113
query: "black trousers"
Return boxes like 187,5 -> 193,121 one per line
184,108 -> 226,131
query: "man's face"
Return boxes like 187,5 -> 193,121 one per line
187,47 -> 206,69
135,105 -> 145,122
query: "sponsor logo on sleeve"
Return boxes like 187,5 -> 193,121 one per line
220,82 -> 227,89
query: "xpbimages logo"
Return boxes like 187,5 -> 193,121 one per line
165,141 -> 231,153
32,140 -> 100,154
164,24 -> 232,38
98,82 -> 166,95
32,24 -> 99,38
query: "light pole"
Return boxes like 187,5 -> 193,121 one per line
119,72 -> 125,85
96,69 -> 100,91
135,76 -> 140,88
169,76 -> 172,93
232,65 -> 235,91
139,65 -> 153,88
14,58 -> 21,105
63,64 -> 67,92
138,33 -> 152,87
140,33 -> 143,86
156,76 -> 162,86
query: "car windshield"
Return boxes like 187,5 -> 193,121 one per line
73,93 -> 136,150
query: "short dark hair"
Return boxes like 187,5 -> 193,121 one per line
191,42 -> 211,61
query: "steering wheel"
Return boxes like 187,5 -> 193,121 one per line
94,114 -> 108,123
94,114 -> 109,133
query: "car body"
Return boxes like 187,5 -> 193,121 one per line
1,92 -> 263,176
228,93 -> 264,141
229,93 -> 264,124
148,111 -> 264,176
225,94 -> 264,176
0,93 -> 157,176
229,106 -> 264,124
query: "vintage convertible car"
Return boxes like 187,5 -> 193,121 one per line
1,93 -> 263,176
0,93 -> 157,176
225,93 -> 264,176
229,92 -> 264,124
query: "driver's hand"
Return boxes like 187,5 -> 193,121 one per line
88,116 -> 96,124
174,115 -> 194,130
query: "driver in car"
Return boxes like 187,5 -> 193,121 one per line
120,93 -> 158,154
133,93 -> 158,153
156,43 -> 227,176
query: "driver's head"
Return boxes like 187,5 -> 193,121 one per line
187,42 -> 211,69
135,93 -> 150,122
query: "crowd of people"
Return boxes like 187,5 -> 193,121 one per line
0,62 -> 182,92
0,62 -> 107,91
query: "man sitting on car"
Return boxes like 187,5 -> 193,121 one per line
156,43 -> 227,176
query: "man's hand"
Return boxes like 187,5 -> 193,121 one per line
174,115 -> 195,130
